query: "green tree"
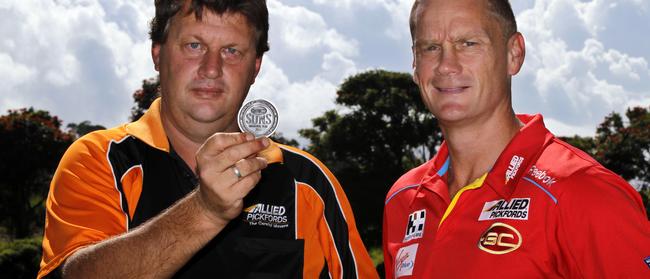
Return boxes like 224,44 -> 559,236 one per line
593,107 -> 650,183
66,120 -> 105,138
300,70 -> 442,246
0,108 -> 73,239
130,76 -> 160,121
0,237 -> 42,278
593,107 -> 650,217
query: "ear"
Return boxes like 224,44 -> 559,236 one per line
411,46 -> 420,85
506,32 -> 525,76
251,55 -> 263,84
151,43 -> 161,72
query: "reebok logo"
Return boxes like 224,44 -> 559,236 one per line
527,165 -> 557,186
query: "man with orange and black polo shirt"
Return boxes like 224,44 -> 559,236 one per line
38,1 -> 377,278
383,0 -> 650,278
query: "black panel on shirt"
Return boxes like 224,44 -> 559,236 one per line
174,163 -> 302,278
281,148 -> 358,279
110,138 -> 307,277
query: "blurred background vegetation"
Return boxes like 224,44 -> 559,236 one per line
2,70 -> 649,277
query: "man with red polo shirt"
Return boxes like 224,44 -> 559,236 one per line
382,0 -> 650,278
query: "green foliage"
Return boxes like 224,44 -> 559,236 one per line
591,106 -> 650,218
0,237 -> 42,278
66,120 -> 105,138
593,107 -> 650,183
300,70 -> 443,246
0,109 -> 74,239
130,76 -> 161,121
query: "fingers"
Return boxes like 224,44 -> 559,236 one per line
194,132 -> 271,223
232,156 -> 268,179
197,133 -> 270,172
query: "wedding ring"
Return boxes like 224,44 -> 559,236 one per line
232,166 -> 242,179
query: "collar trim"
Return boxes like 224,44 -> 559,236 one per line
124,98 -> 169,152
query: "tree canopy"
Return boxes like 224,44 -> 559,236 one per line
0,108 -> 73,238
300,70 -> 443,246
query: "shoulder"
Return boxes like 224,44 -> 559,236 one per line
385,160 -> 434,205
526,137 -> 601,191
530,138 -> 644,212
276,144 -> 341,188
58,125 -> 130,168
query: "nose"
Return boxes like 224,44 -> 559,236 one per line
436,48 -> 461,76
198,49 -> 223,79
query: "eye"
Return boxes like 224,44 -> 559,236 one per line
426,45 -> 440,51
189,42 -> 201,49
184,42 -> 204,54
418,44 -> 440,55
221,47 -> 244,64
462,41 -> 478,47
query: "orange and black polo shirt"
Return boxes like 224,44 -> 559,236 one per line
39,98 -> 378,279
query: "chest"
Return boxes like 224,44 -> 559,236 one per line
387,185 -> 561,278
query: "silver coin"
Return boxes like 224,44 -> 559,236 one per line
237,99 -> 279,138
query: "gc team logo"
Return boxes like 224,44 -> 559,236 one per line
478,222 -> 522,255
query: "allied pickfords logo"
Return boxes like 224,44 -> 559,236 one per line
528,165 -> 557,186
243,203 -> 288,229
505,155 -> 524,184
403,209 -> 426,242
478,222 -> 522,255
479,198 -> 530,221
395,243 -> 418,278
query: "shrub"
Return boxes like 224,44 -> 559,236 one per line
0,237 -> 41,278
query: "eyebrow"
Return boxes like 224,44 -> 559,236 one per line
414,29 -> 490,46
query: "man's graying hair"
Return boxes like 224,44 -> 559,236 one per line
149,0 -> 270,57
409,0 -> 518,43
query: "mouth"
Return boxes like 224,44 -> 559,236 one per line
191,87 -> 225,98
435,86 -> 470,94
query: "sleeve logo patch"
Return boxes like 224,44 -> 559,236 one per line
644,256 -> 650,269
395,243 -> 419,278
479,198 -> 530,221
403,209 -> 426,242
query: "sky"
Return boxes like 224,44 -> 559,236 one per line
1,0 -> 649,144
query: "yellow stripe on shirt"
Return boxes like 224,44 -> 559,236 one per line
439,173 -> 488,227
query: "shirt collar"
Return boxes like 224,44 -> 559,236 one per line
123,97 -> 284,164
125,98 -> 169,152
483,114 -> 555,198
417,114 -> 554,200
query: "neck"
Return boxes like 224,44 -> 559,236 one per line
160,111 -> 239,173
441,112 -> 523,198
